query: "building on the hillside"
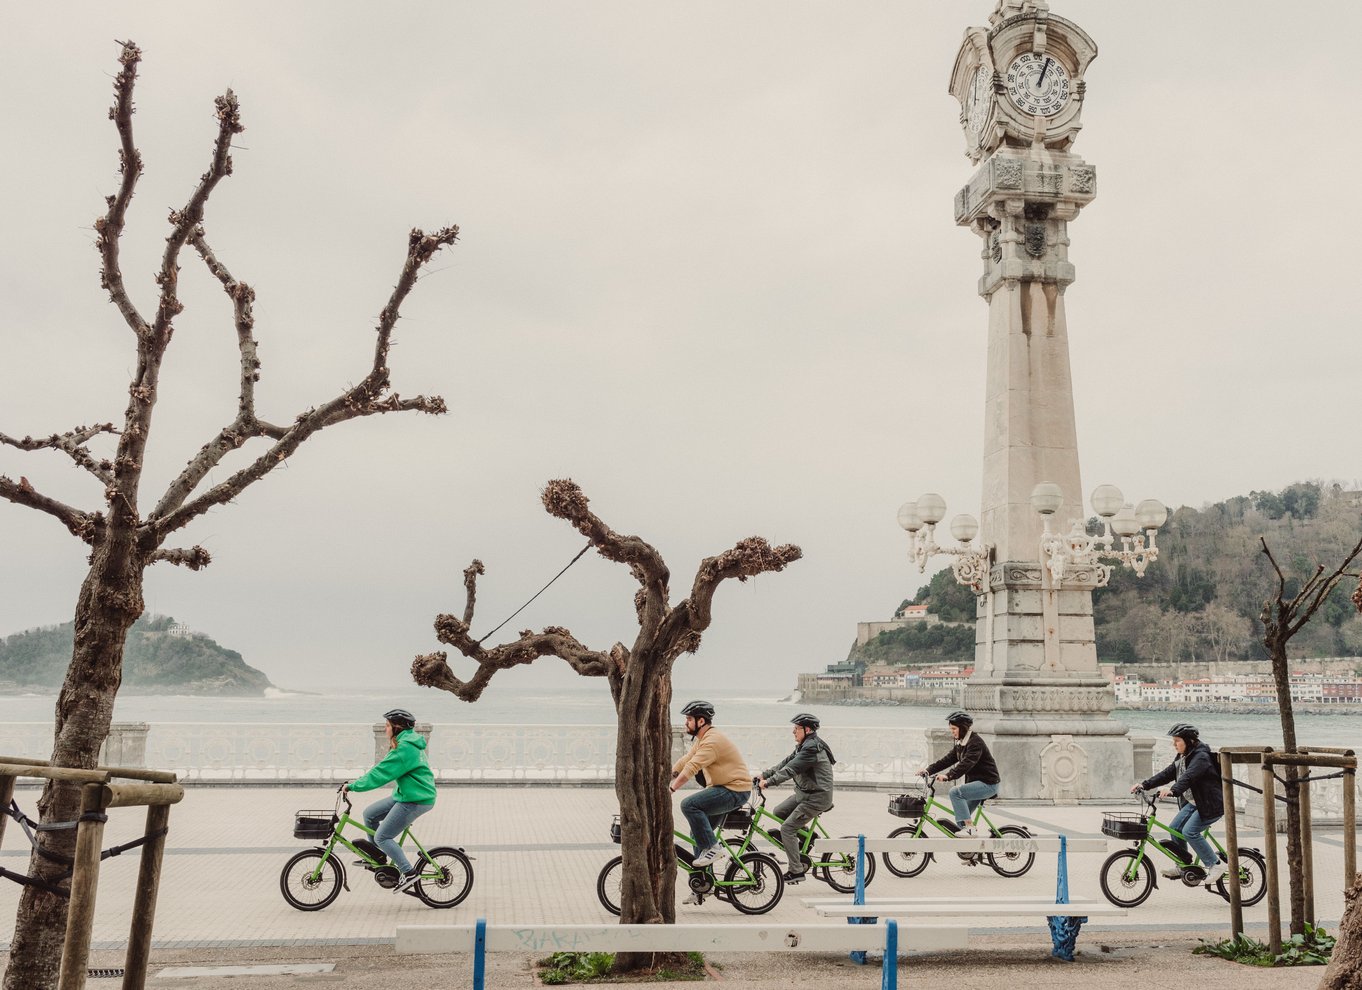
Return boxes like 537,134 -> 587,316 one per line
856,605 -> 943,647
863,665 -> 906,687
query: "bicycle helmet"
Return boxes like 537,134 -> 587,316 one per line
384,708 -> 416,730
1167,722 -> 1199,742
790,713 -> 820,730
680,700 -> 715,721
946,711 -> 973,728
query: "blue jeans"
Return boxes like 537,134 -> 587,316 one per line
1169,803 -> 1221,868
363,796 -> 433,874
948,779 -> 999,827
680,786 -> 750,853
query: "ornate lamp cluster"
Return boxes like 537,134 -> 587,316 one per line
1030,482 -> 1167,587
896,493 -> 992,591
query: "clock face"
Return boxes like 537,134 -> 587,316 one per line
965,66 -> 992,136
1005,52 -> 1071,118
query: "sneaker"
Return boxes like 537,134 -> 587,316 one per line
781,869 -> 807,884
959,824 -> 975,837
692,844 -> 724,867
682,891 -> 702,906
393,869 -> 422,895
1160,865 -> 1185,880
1203,862 -> 1230,887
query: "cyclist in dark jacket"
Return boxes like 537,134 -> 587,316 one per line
922,711 -> 1000,834
759,713 -> 835,883
1134,723 -> 1226,886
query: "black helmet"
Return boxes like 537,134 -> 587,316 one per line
946,711 -> 973,728
681,700 -> 715,721
790,713 -> 820,730
1167,722 -> 1199,742
384,708 -> 416,730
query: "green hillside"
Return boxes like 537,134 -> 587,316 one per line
855,481 -> 1362,666
0,613 -> 273,695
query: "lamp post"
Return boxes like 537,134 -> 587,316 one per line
897,493 -> 992,591
1030,483 -> 1167,587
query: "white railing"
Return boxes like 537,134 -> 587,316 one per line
2,723 -> 932,786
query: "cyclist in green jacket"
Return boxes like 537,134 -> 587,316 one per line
345,708 -> 436,895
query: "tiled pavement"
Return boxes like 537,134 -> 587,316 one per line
0,784 -> 1349,950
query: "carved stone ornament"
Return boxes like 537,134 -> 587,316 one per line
1024,222 -> 1046,257
995,686 -> 1115,714
991,563 -> 1043,589
1069,165 -> 1095,194
994,157 -> 1023,190
1039,735 -> 1090,803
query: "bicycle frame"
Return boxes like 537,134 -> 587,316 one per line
907,780 -> 1002,837
1117,791 -> 1227,877
305,791 -> 438,882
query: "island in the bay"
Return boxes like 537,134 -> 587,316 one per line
0,613 -> 273,696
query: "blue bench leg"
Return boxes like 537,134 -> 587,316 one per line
880,919 -> 898,990
473,917 -> 487,990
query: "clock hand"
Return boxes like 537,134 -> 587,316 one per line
1038,58 -> 1051,85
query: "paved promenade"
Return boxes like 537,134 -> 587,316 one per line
0,785 -> 1349,987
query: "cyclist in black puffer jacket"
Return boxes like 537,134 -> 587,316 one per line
1133,723 -> 1226,886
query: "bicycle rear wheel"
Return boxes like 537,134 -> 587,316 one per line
596,856 -> 623,916
1099,849 -> 1155,907
280,849 -> 344,911
1216,849 -> 1267,907
415,846 -> 474,908
986,825 -> 1036,878
816,836 -> 876,893
723,852 -> 784,915
881,824 -> 932,878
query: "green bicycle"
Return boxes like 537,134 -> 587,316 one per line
743,782 -> 876,892
881,776 -> 1035,879
597,787 -> 785,915
1099,789 -> 1266,908
280,786 -> 474,911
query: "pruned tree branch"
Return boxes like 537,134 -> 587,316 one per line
147,546 -> 212,570
94,41 -> 150,338
414,480 -> 801,703
0,424 -> 118,485
150,226 -> 457,542
1260,535 -> 1362,639
0,476 -> 99,542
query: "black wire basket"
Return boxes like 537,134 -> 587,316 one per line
1100,812 -> 1149,840
293,810 -> 337,840
888,792 -> 928,818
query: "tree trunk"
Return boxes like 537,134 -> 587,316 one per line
1320,873 -> 1362,990
1268,634 -> 1307,936
612,652 -> 681,972
3,544 -> 143,990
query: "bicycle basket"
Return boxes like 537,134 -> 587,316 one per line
610,814 -> 622,844
293,810 -> 337,840
888,793 -> 928,818
720,807 -> 753,832
1100,812 -> 1148,840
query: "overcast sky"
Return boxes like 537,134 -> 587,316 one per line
2,2 -> 1359,698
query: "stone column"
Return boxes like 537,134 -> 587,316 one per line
955,147 -> 1132,799
100,722 -> 149,769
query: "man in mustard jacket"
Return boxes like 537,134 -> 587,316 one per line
670,700 -> 751,872
346,707 -> 436,894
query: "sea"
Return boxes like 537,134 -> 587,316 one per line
1,683 -> 1358,751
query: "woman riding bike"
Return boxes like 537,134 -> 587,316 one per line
344,707 -> 436,895
1132,722 -> 1226,887
921,711 -> 999,837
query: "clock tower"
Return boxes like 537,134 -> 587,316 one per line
946,1 -> 1134,801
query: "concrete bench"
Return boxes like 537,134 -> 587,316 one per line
397,920 -> 965,990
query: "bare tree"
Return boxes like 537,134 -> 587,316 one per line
1257,534 -> 1362,942
0,43 -> 457,989
412,479 -> 800,970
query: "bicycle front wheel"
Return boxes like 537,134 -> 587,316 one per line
816,836 -> 876,893
280,849 -> 344,911
723,852 -> 784,915
986,825 -> 1036,879
881,824 -> 932,878
597,856 -> 623,916
415,846 -> 474,908
1099,849 -> 1155,907
1216,849 -> 1267,908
